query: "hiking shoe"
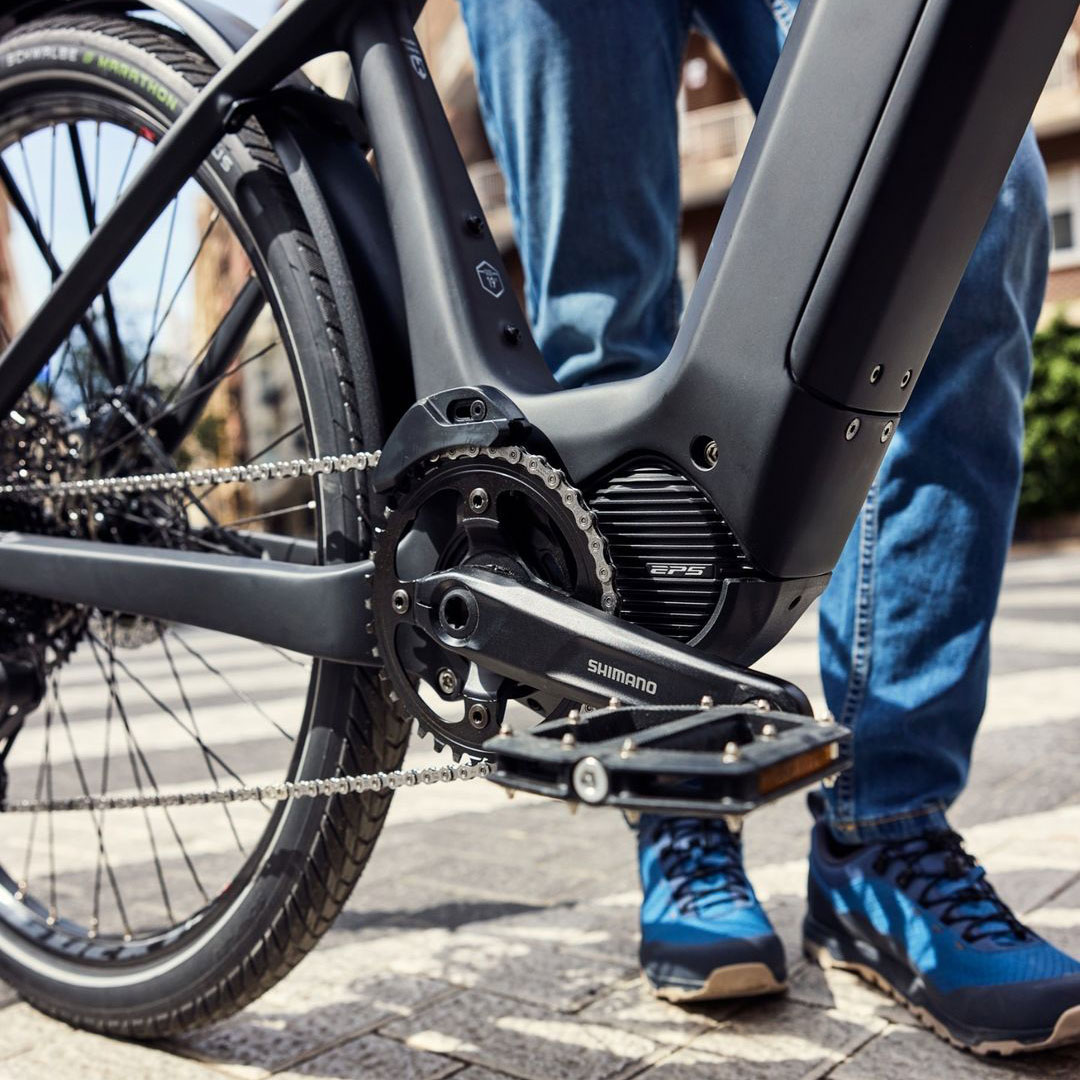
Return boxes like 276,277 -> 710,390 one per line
804,815 -> 1080,1055
638,814 -> 787,1001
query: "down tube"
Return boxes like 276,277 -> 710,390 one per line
516,0 -> 1075,581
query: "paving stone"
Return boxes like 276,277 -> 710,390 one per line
575,979 -> 728,1046
275,1033 -> 462,1080
0,980 -> 18,1010
395,928 -> 635,1012
786,961 -> 910,1027
171,950 -> 454,1077
685,998 -> 884,1080
829,1021 -> 1080,1079
380,988 -> 660,1080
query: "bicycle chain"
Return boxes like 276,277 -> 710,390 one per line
0,445 -> 570,811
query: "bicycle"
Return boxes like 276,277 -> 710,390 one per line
0,0 -> 1070,1039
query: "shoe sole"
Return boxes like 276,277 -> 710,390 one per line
805,937 -> 1080,1056
644,962 -> 787,1003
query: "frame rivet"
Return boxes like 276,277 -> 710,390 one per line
881,421 -> 895,444
845,418 -> 861,441
464,213 -> 485,236
900,369 -> 913,389
870,364 -> 883,384
502,324 -> 522,346
391,589 -> 410,615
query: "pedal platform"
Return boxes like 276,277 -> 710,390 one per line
487,704 -> 849,817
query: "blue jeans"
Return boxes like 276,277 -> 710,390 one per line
460,0 -> 1050,842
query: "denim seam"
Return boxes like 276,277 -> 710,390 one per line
834,483 -> 878,819
831,799 -> 950,834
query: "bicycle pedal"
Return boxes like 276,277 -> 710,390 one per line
486,704 -> 848,817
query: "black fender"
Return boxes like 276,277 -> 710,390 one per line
2,0 -> 412,445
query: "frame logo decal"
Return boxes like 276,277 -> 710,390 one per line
646,562 -> 715,579
400,38 -> 428,80
587,658 -> 658,697
475,260 -> 505,299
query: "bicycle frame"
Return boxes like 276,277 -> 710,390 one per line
0,0 -> 1074,669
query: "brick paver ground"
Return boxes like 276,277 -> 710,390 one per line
2,547 -> 1079,1078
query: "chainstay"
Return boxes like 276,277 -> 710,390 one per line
0,449 -> 382,498
3,759 -> 492,813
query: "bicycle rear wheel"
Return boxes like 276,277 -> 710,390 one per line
0,13 -> 407,1036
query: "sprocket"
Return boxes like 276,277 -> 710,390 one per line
372,446 -> 617,760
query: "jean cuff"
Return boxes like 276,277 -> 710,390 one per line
823,797 -> 951,845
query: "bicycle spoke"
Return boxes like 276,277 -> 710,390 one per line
225,499 -> 316,529
43,693 -> 57,924
68,123 -> 125,383
158,633 -> 245,854
139,196 -> 180,378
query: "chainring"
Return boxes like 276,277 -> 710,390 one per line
372,446 -> 617,759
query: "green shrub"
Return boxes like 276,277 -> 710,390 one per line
1020,313 -> 1080,521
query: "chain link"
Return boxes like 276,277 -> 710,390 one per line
4,759 -> 492,813
0,449 -> 382,499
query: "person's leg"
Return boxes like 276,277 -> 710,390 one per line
458,0 -> 690,387
817,130 -> 1049,844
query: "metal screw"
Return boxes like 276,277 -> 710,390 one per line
700,695 -> 715,709
572,757 -> 610,805
391,589 -> 410,615
567,709 -> 582,725
880,421 -> 894,444
608,696 -> 621,709
468,703 -> 490,729
620,737 -> 636,758
749,697 -> 772,711
845,418 -> 861,441
437,668 -> 459,696
464,213 -> 485,236
760,723 -> 778,739
502,324 -> 522,346
561,732 -> 577,749
468,399 -> 487,421
900,369 -> 913,389
723,814 -> 744,835
722,741 -> 740,763
498,723 -> 513,737
704,440 -> 719,468
468,487 -> 490,514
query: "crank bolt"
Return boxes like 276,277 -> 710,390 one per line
845,418 -> 861,441
901,369 -> 913,389
468,703 -> 489,729
468,487 -> 490,514
437,668 -> 460,696
880,421 -> 895,444
391,588 -> 410,615
870,364 -> 883,384
722,741 -> 740,763
700,695 -> 715,709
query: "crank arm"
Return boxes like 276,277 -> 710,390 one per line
409,567 -> 812,714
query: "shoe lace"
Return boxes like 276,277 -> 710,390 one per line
872,830 -> 1031,945
650,817 -> 752,914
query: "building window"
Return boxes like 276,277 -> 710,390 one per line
1048,166 -> 1080,269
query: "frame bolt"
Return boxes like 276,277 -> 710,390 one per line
900,369 -> 913,389
870,364 -> 883,384
468,398 -> 487,422
437,668 -> 460,696
880,421 -> 895,444
468,487 -> 490,514
502,323 -> 522,346
464,212 -> 485,236
845,418 -> 861,441
468,703 -> 490,729
391,589 -> 410,615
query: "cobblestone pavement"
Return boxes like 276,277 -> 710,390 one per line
1,548 -> 1079,1078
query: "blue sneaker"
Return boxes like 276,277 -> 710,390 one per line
804,813 -> 1080,1055
637,815 -> 787,1002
